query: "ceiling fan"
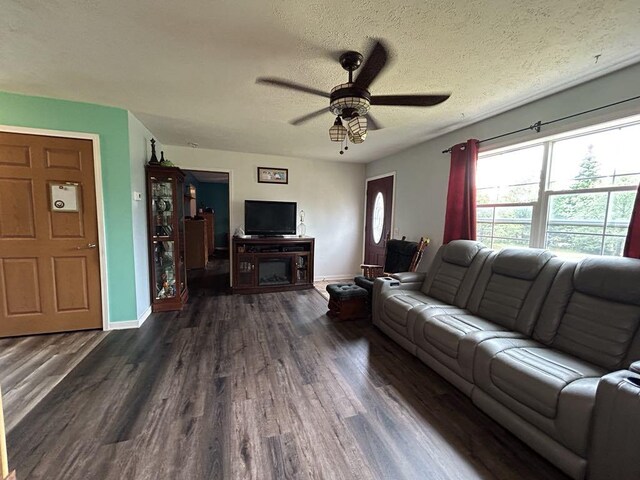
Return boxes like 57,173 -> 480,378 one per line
256,39 -> 451,154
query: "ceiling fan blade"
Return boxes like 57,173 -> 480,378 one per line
256,77 -> 330,98
371,94 -> 451,107
366,113 -> 383,130
354,40 -> 389,90
290,107 -> 331,125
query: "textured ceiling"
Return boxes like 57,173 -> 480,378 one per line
1,0 -> 640,163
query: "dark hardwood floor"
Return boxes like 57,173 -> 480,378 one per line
0,330 -> 106,433
7,263 -> 568,480
187,254 -> 231,297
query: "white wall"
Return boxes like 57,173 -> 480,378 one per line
165,146 -> 366,280
367,62 -> 640,270
128,112 -> 164,318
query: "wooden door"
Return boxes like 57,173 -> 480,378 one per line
364,175 -> 394,265
0,132 -> 102,337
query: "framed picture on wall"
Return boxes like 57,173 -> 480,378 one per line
257,167 -> 288,184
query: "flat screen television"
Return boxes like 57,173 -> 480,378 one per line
245,200 -> 297,236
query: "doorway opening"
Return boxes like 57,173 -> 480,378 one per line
182,170 -> 231,296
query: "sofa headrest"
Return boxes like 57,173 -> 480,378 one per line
492,248 -> 554,280
574,257 -> 640,305
442,240 -> 486,267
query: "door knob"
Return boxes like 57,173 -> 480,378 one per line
76,243 -> 97,250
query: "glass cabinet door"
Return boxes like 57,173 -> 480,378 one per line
150,176 -> 177,300
236,254 -> 255,287
153,240 -> 177,299
151,179 -> 174,238
176,176 -> 187,294
147,167 -> 188,311
295,253 -> 310,284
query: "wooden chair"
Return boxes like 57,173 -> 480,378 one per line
356,236 -> 430,296
360,236 -> 429,278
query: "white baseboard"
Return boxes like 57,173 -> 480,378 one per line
137,305 -> 152,327
107,305 -> 152,331
313,273 -> 359,282
107,319 -> 140,330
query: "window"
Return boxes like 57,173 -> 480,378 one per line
477,118 -> 640,258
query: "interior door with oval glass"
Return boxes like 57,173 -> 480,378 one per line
364,175 -> 394,266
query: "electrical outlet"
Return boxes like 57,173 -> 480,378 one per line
133,192 -> 143,201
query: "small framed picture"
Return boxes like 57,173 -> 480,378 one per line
257,167 -> 288,184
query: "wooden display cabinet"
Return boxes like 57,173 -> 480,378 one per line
232,237 -> 314,294
146,165 -> 188,311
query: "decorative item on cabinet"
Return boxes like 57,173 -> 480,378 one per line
146,165 -> 189,311
148,138 -> 160,165
160,151 -> 175,167
297,210 -> 306,237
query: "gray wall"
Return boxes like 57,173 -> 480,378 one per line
366,62 -> 640,271
166,146 -> 366,281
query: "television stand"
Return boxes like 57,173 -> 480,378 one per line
232,236 -> 315,294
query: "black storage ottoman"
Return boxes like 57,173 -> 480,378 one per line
326,283 -> 369,321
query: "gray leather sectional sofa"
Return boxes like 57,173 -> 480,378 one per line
372,240 -> 640,480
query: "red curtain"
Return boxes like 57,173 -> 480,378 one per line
624,183 -> 640,258
443,139 -> 479,244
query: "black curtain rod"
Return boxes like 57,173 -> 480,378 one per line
441,94 -> 640,154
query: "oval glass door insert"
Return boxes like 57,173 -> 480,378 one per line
372,192 -> 384,243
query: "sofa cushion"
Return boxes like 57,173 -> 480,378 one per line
420,241 -> 490,308
441,240 -> 485,266
492,248 -> 554,280
474,337 -> 605,456
535,258 -> 640,370
489,346 -> 604,419
476,275 -> 535,329
573,256 -> 640,305
417,312 -> 505,359
467,249 -> 561,335
551,291 -> 640,371
383,292 -> 443,327
421,261 -> 469,304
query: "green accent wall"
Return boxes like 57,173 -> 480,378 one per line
0,91 -> 137,323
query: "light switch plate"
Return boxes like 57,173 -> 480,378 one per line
133,191 -> 143,201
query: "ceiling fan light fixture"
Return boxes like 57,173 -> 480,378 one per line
328,116 -> 347,142
329,83 -> 371,117
255,40 -> 451,157
348,129 -> 366,144
347,114 -> 367,137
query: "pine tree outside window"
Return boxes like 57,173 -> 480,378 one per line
477,116 -> 640,258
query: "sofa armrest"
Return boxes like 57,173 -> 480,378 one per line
391,271 -> 426,284
371,276 -> 421,327
587,369 -> 640,480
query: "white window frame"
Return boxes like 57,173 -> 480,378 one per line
477,114 -> 640,255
